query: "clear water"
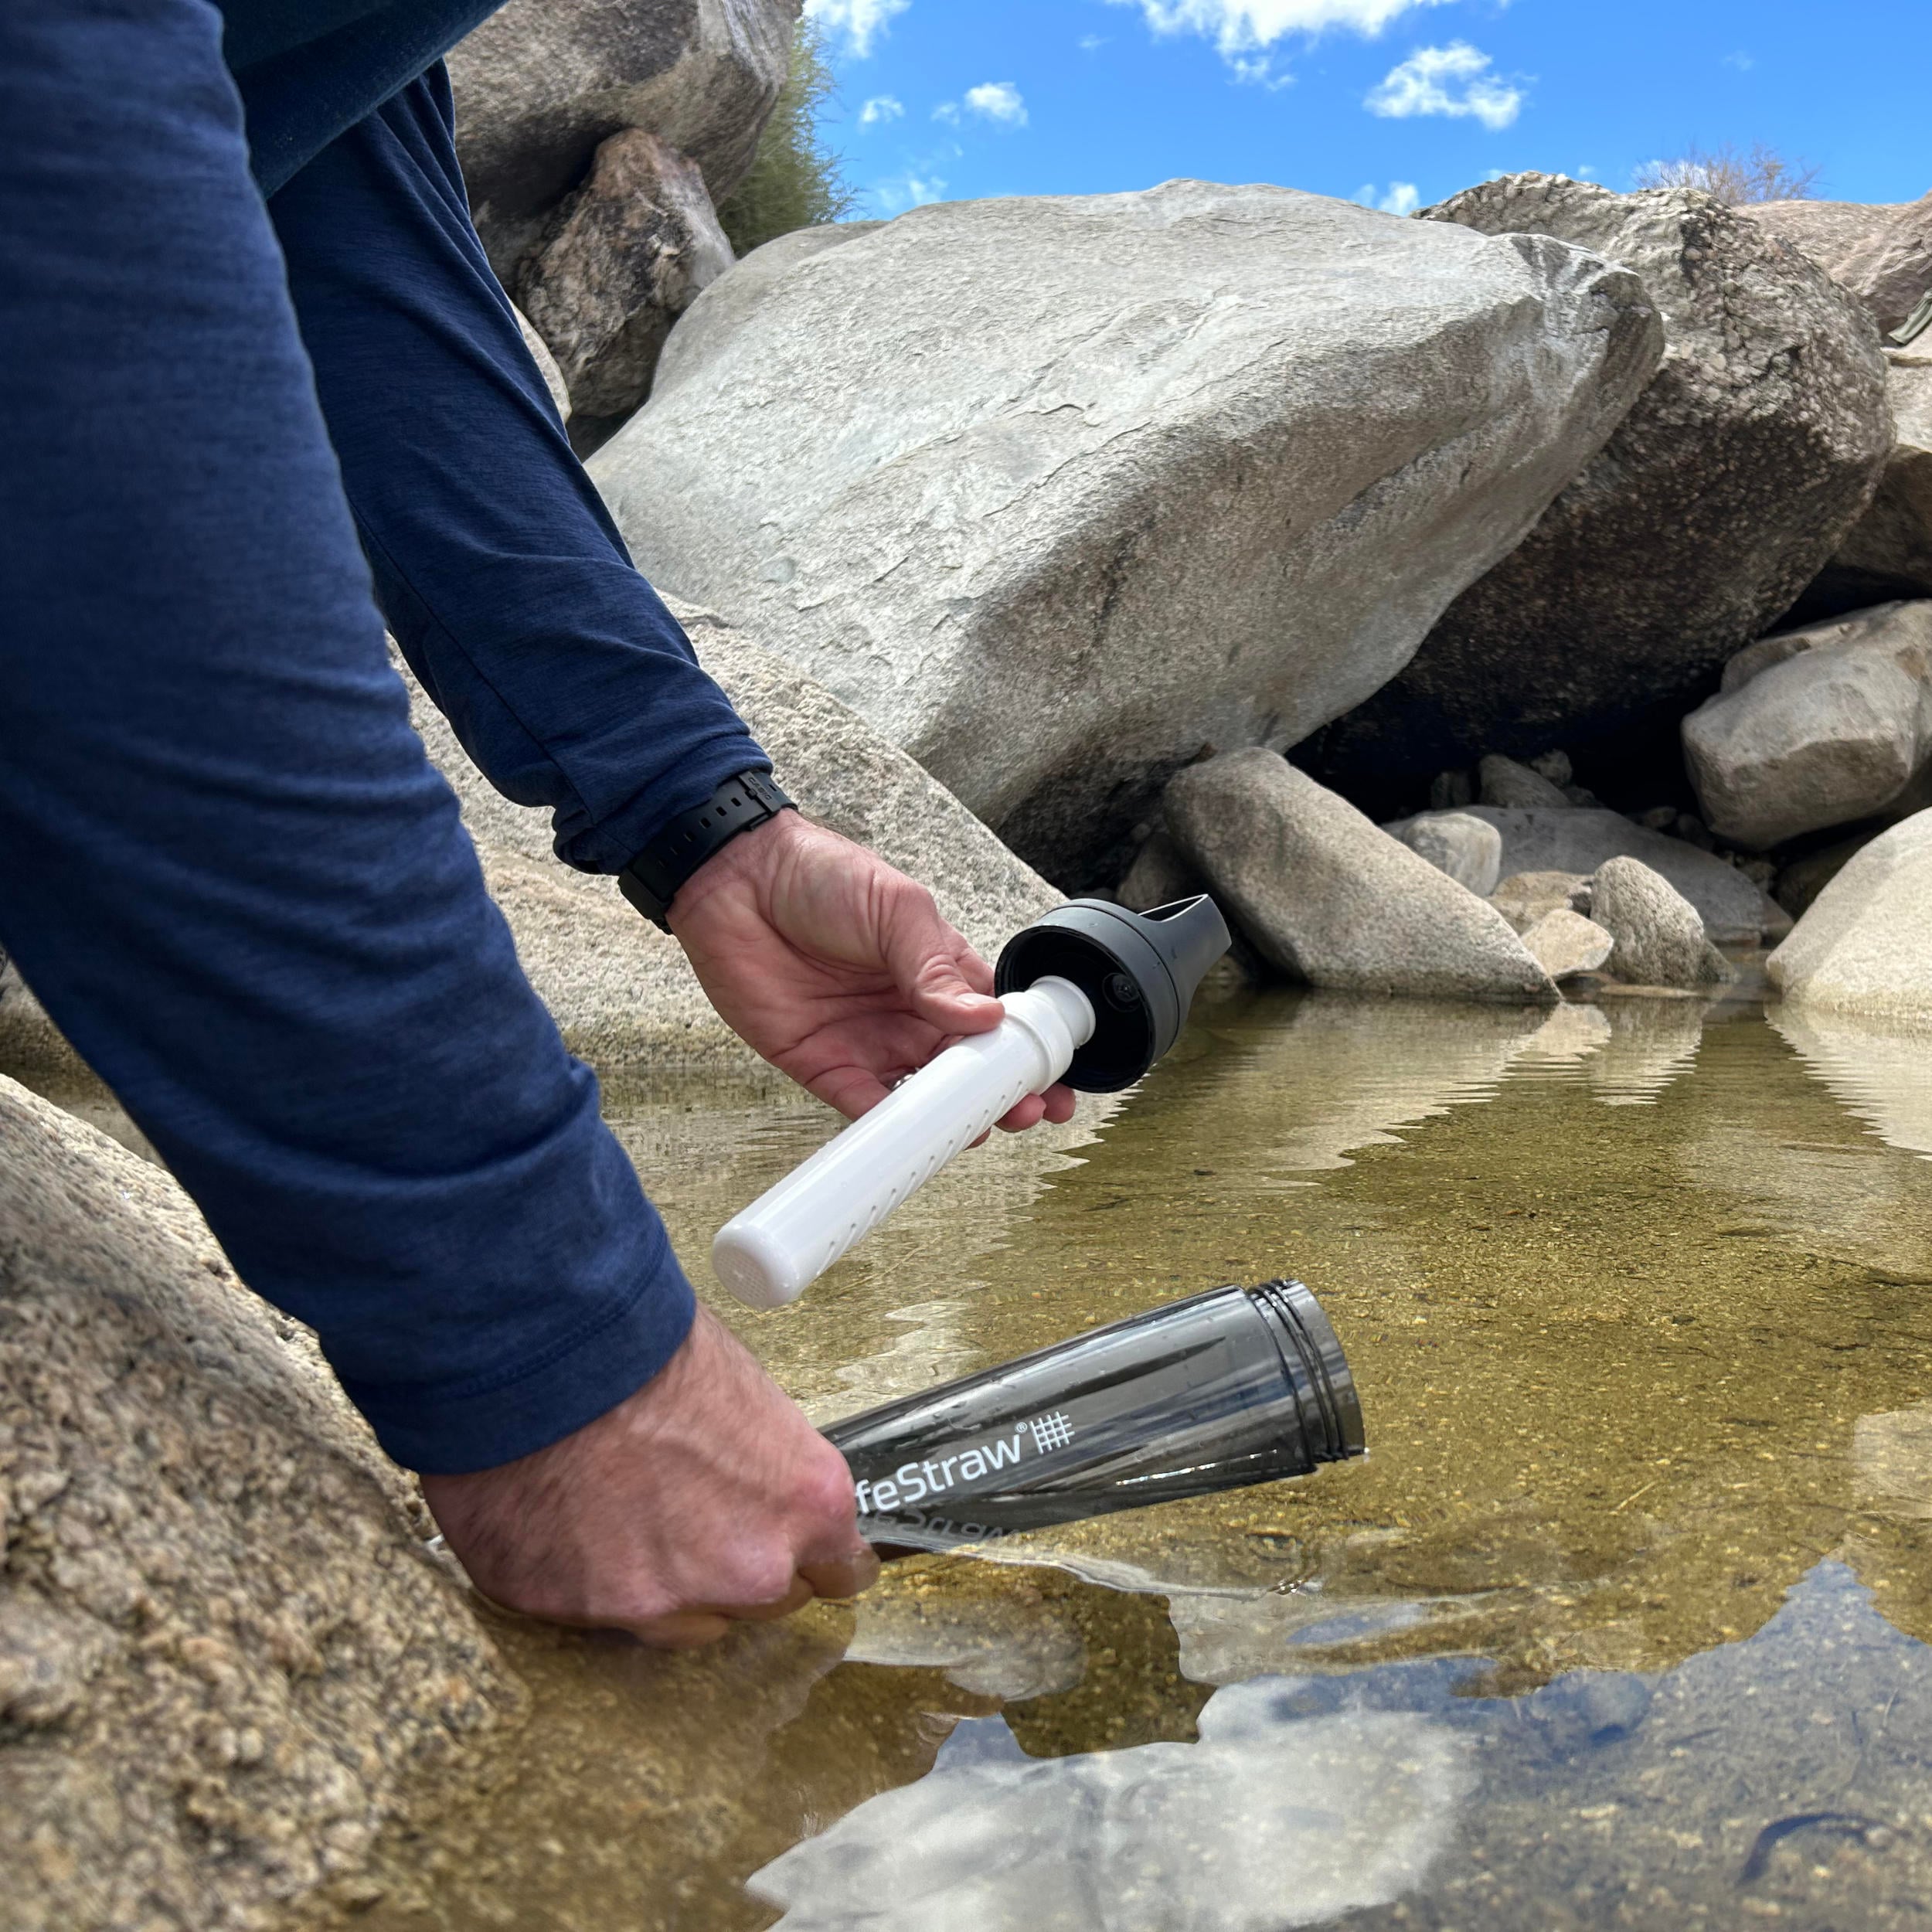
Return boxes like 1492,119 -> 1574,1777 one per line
43,985 -> 1932,1930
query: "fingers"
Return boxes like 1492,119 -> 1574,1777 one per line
878,879 -> 1004,1036
799,1546 -> 881,1602
996,1081 -> 1077,1133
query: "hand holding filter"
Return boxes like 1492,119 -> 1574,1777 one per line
711,896 -> 1232,1308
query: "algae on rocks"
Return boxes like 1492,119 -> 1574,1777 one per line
0,1079 -> 520,1931
591,180 -> 1660,884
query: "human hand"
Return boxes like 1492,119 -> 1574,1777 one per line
420,1307 -> 876,1647
668,811 -> 1078,1131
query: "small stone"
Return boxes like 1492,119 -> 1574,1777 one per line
1428,768 -> 1475,811
1638,805 -> 1680,831
1592,856 -> 1735,987
1479,753 -> 1573,810
1675,814 -> 1716,851
1520,909 -> 1615,980
1392,811 -> 1504,896
1528,749 -> 1573,786
1490,870 -> 1594,934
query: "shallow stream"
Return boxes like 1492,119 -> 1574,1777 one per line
62,985 -> 1932,1929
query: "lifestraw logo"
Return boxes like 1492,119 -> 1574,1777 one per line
852,1409 -> 1077,1515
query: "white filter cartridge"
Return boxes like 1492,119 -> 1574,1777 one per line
712,976 -> 1095,1308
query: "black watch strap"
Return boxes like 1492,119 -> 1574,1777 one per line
618,769 -> 795,930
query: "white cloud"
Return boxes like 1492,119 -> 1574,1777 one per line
858,94 -> 904,127
964,81 -> 1028,126
1079,32 -> 1110,49
1108,0 -> 1449,60
1724,49 -> 1755,70
872,172 -> 948,214
1366,43 -> 1524,130
804,0 -> 910,58
931,100 -> 961,124
1355,180 -> 1420,215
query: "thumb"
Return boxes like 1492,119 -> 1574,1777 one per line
880,885 -> 1004,1035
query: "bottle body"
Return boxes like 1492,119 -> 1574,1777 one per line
824,1279 -> 1365,1553
712,976 -> 1095,1308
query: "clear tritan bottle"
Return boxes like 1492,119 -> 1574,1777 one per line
822,1277 -> 1366,1553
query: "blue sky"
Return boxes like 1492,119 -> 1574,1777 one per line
802,0 -> 1928,221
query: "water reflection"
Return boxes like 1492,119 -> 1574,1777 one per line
1773,1006 -> 1932,1161
750,1683 -> 1471,1931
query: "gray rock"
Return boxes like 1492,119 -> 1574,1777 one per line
1821,356 -> 1932,601
1393,811 -> 1504,896
1684,600 -> 1932,848
515,129 -> 733,421
1823,192 -> 1932,340
512,301 -> 572,420
590,180 -> 1661,883
1740,198 -> 1913,318
403,599 -> 1061,1073
0,1078 -> 519,1929
1776,829 -> 1879,918
1391,806 -> 1789,945
448,0 -> 798,279
1768,807 -> 1932,1025
1165,750 -> 1556,1003
1592,855 -> 1735,987
1320,175 -> 1892,784
1116,829 -> 1207,913
1490,869 -> 1593,934
1521,907 -> 1614,980
1478,752 -> 1572,809
1428,769 -> 1475,810
1528,749 -> 1573,786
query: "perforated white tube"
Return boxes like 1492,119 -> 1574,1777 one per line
712,976 -> 1095,1308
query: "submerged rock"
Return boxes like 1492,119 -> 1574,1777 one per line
448,0 -> 796,281
1683,600 -> 1932,850
1592,856 -> 1735,988
1322,175 -> 1891,785
1393,811 -> 1505,896
1389,806 -> 1789,946
0,1078 -> 519,1930
1769,808 -> 1932,1026
1165,750 -> 1557,1003
515,129 -> 733,423
592,179 -> 1659,883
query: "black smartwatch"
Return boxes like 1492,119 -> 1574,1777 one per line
617,769 -> 796,931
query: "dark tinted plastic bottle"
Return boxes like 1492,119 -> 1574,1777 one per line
823,1278 -> 1364,1553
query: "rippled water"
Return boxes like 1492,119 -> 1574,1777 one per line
32,985 -> 1932,1930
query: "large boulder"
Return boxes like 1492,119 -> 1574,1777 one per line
0,1078 -> 519,1930
1682,600 -> 1932,849
1316,175 -> 1893,787
590,181 -> 1661,884
1768,808 -> 1932,1026
514,128 -> 734,423
1744,192 -> 1932,341
1164,750 -> 1558,1003
1590,856 -> 1734,988
1816,353 -> 1932,606
1386,805 -> 1789,945
447,0 -> 798,280
403,598 -> 1062,1073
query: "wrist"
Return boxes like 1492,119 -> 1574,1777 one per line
617,769 -> 794,931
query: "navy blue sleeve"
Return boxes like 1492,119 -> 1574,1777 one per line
0,0 -> 695,1475
267,65 -> 770,879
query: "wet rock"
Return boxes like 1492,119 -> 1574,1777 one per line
405,599 -> 1060,1073
515,129 -> 733,421
448,0 -> 797,280
1389,806 -> 1789,945
1820,356 -> 1932,604
1489,869 -> 1593,934
1392,811 -> 1504,896
1479,753 -> 1572,810
1592,855 -> 1735,988
0,1078 -> 519,1930
512,303 -> 571,420
1165,750 -> 1557,1003
1769,807 -> 1932,1025
591,180 -> 1660,883
1684,600 -> 1932,849
1321,175 -> 1891,784
1116,829 -> 1206,913
1521,908 -> 1614,981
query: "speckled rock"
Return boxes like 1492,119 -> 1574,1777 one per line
1592,855 -> 1734,988
1479,753 -> 1571,810
1683,600 -> 1932,849
1745,191 -> 1932,339
1821,355 -> 1932,604
592,179 -> 1659,883
1321,175 -> 1891,784
0,1077 -> 521,1932
1489,869 -> 1592,934
1165,750 -> 1557,1003
1392,811 -> 1504,896
1115,830 -> 1207,913
1521,907 -> 1614,981
1768,808 -> 1932,1026
403,598 -> 1061,1073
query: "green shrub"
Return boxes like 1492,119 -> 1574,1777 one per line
717,20 -> 857,256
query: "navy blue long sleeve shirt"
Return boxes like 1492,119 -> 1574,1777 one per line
0,0 -> 766,1471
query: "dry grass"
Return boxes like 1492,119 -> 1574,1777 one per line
1633,141 -> 1821,205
